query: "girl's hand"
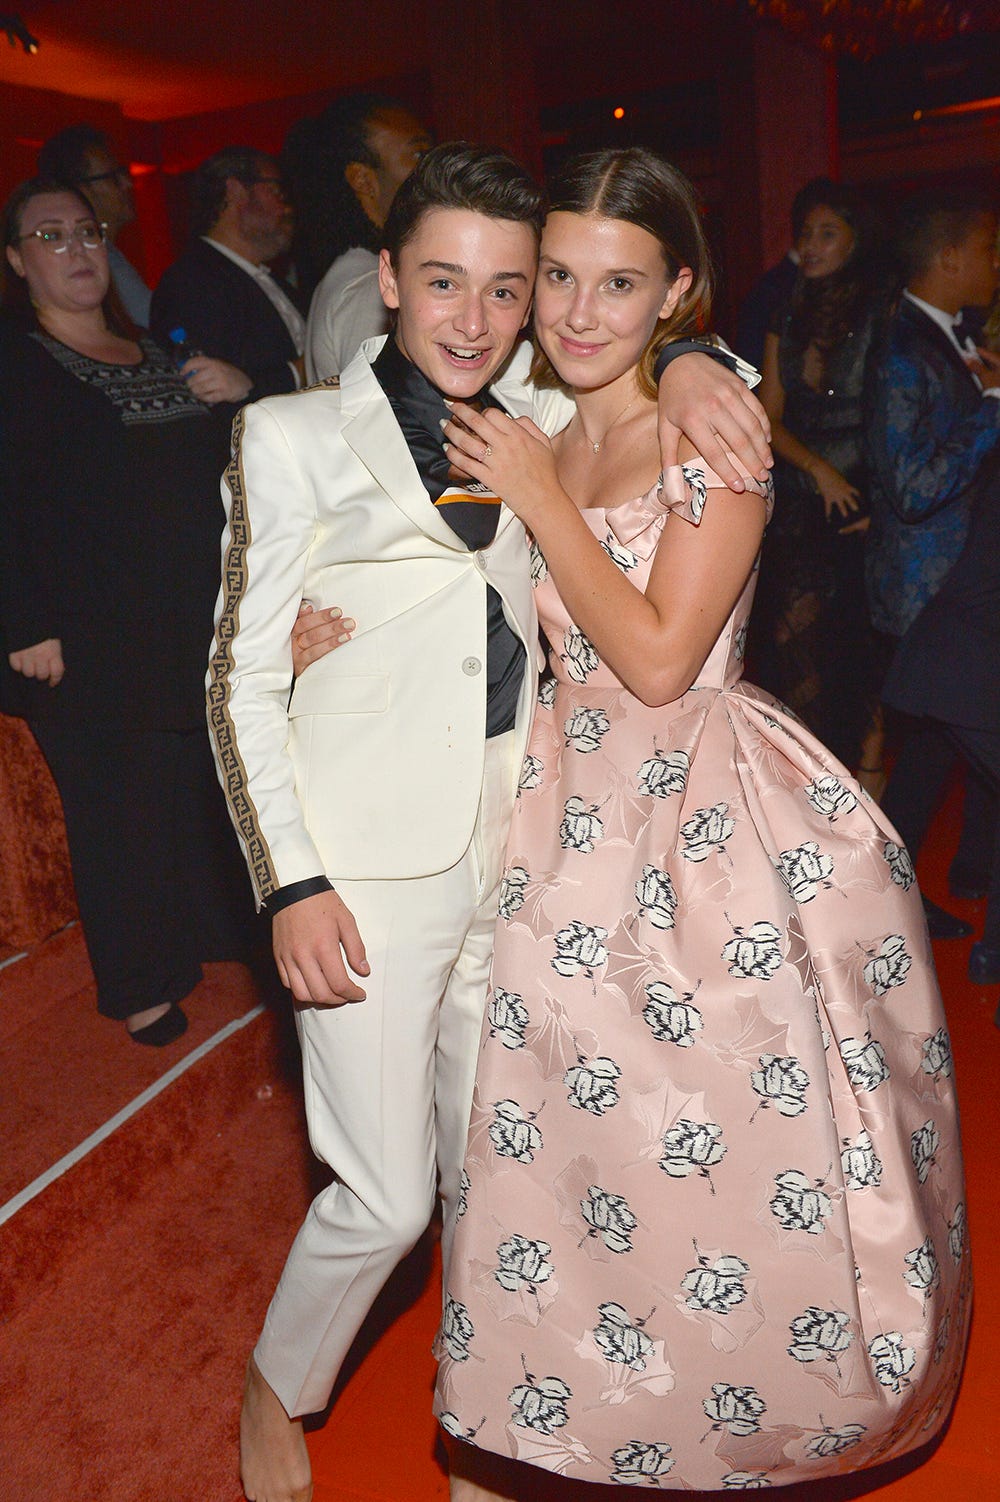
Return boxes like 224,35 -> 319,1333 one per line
809,458 -> 861,521
443,403 -> 563,525
291,602 -> 355,677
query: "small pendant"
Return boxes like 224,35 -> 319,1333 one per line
592,441 -> 601,454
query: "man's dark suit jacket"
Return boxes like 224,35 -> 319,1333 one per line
864,295 -> 1000,638
150,238 -> 301,412
882,480 -> 1000,734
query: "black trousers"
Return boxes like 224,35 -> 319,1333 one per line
31,717 -> 256,1020
882,716 -> 1000,947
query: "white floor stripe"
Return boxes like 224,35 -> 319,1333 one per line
0,1003 -> 266,1227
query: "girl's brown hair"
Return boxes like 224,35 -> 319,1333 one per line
530,147 -> 713,397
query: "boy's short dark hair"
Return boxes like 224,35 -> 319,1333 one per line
896,188 -> 994,281
382,143 -> 543,264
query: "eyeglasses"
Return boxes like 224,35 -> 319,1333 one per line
78,166 -> 131,186
19,222 -> 109,254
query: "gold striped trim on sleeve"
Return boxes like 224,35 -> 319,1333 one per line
206,405 -> 279,902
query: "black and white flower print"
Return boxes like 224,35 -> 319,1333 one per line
538,677 -> 557,710
457,1169 -> 469,1218
643,981 -> 703,1047
841,1130 -> 883,1190
437,1410 -> 467,1441
441,1296 -> 475,1361
883,841 -> 915,890
722,1475 -> 771,1490
564,1055 -> 621,1115
509,1375 -> 572,1433
562,627 -> 600,684
581,1185 -> 637,1254
904,1236 -> 940,1299
559,796 -> 605,853
489,986 -> 529,1049
495,1234 -> 554,1292
602,532 -> 638,572
868,1332 -> 916,1393
529,539 -> 548,584
519,754 -> 544,792
910,1120 -> 940,1184
921,1028 -> 953,1079
489,1100 -> 543,1163
681,462 -> 708,520
593,1302 -> 654,1370
660,1118 -> 726,1179
804,775 -> 858,820
722,921 -> 783,980
635,865 -> 678,931
565,706 -> 610,753
734,621 -> 748,662
751,1053 -> 810,1116
637,749 -> 690,799
839,1035 -> 890,1092
787,1306 -> 853,1365
498,866 -> 529,921
680,802 -> 735,862
703,1382 -> 767,1436
769,1169 -> 832,1235
948,1202 -> 966,1263
776,842 -> 834,903
806,1423 -> 867,1458
610,1441 -> 674,1483
863,935 -> 912,997
681,1253 -> 750,1313
552,920 -> 608,978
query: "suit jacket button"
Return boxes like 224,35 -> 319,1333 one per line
462,657 -> 482,675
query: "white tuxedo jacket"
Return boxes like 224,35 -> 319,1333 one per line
208,337 -> 571,906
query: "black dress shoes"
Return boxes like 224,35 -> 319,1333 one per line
968,941 -> 1000,987
921,896 -> 974,940
948,860 -> 990,902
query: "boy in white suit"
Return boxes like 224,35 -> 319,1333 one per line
207,145 -> 769,1502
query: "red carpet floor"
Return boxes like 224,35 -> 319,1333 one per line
0,783 -> 997,1502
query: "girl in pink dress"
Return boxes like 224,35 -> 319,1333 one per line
434,148 -> 969,1497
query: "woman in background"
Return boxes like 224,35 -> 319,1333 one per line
756,181 -> 885,789
1,178 -> 253,1043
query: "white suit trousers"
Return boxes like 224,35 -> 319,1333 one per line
255,730 -> 519,1417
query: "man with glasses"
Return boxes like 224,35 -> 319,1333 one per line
150,148 -> 305,417
38,124 -> 152,326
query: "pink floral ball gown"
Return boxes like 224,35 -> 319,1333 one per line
434,462 -> 970,1490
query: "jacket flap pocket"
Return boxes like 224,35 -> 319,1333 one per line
288,672 -> 388,718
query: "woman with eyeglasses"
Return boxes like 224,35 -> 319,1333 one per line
1,177 -> 255,1044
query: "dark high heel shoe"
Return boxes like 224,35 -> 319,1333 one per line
127,1004 -> 188,1046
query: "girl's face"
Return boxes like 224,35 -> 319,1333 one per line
797,204 -> 855,279
5,190 -> 110,316
533,211 -> 689,393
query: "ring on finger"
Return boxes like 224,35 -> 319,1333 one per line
484,444 -> 492,458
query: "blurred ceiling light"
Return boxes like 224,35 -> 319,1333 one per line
746,0 -> 960,58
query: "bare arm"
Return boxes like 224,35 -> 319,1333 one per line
657,351 -> 772,493
445,406 -> 766,707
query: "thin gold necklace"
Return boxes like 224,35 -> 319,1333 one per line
578,394 -> 638,454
